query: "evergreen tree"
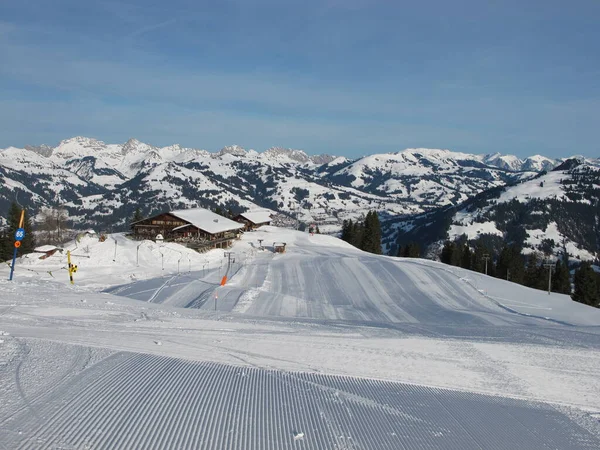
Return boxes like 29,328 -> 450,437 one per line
3,203 -> 35,259
132,208 -> 143,223
21,209 -> 36,254
0,228 -> 10,262
496,246 -> 511,279
450,242 -> 462,267
460,243 -> 472,269
552,259 -> 571,294
8,202 -> 20,232
440,241 -> 456,265
512,251 -> 526,285
572,262 -> 598,307
371,211 -> 382,254
361,211 -> 382,254
352,221 -> 363,248
496,245 -> 525,284
525,252 -> 546,290
315,225 -> 321,234
487,258 -> 497,278
365,211 -> 383,255
341,218 -> 367,249
412,242 -> 421,257
341,220 -> 352,242
402,242 -> 420,258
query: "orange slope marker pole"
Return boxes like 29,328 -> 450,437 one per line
216,275 -> 228,311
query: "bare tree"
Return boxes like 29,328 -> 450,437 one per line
38,206 -> 69,245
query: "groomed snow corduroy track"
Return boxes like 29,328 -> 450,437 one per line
2,228 -> 600,448
3,351 -> 598,450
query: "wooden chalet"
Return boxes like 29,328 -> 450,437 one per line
234,211 -> 273,231
131,208 -> 244,251
273,242 -> 287,253
33,245 -> 62,260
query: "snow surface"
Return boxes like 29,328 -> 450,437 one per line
1,227 -> 600,448
237,210 -> 273,225
524,222 -> 596,260
32,245 -> 59,253
449,220 -> 503,240
498,170 -> 567,203
170,208 -> 245,234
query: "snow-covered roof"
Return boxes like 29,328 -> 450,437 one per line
170,208 -> 244,234
239,211 -> 273,225
34,245 -> 59,253
172,223 -> 192,231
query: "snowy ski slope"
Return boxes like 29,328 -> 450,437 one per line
1,227 -> 600,448
1,349 -> 598,450
104,227 -> 600,327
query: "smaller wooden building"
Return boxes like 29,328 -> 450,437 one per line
234,211 -> 273,231
33,245 -> 61,260
131,208 -> 244,251
273,242 -> 286,253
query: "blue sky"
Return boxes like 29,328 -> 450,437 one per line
0,0 -> 598,158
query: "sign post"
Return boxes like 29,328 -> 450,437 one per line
9,210 -> 25,281
67,250 -> 78,285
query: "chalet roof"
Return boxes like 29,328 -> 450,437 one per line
170,208 -> 244,234
238,211 -> 273,225
172,223 -> 192,231
34,245 -> 59,253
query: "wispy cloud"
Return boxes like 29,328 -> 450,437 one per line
0,36 -> 412,118
126,18 -> 177,39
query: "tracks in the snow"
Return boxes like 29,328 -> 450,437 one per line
3,352 -> 599,450
1,340 -> 93,427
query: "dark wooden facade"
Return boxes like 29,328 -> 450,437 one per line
131,213 -> 240,251
131,213 -> 187,240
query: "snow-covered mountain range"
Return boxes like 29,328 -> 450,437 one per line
0,136 -> 590,248
385,157 -> 600,260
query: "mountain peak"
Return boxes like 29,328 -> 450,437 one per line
552,157 -> 585,171
397,148 -> 478,162
122,138 -> 154,155
124,137 -> 142,146
51,136 -> 108,159
58,136 -> 105,147
263,147 -> 310,164
218,145 -> 247,157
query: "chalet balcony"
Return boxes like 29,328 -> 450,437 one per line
169,231 -> 238,249
184,235 -> 238,250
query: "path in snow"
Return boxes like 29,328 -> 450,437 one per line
108,247 -> 595,332
2,344 -> 599,450
2,228 -> 600,448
